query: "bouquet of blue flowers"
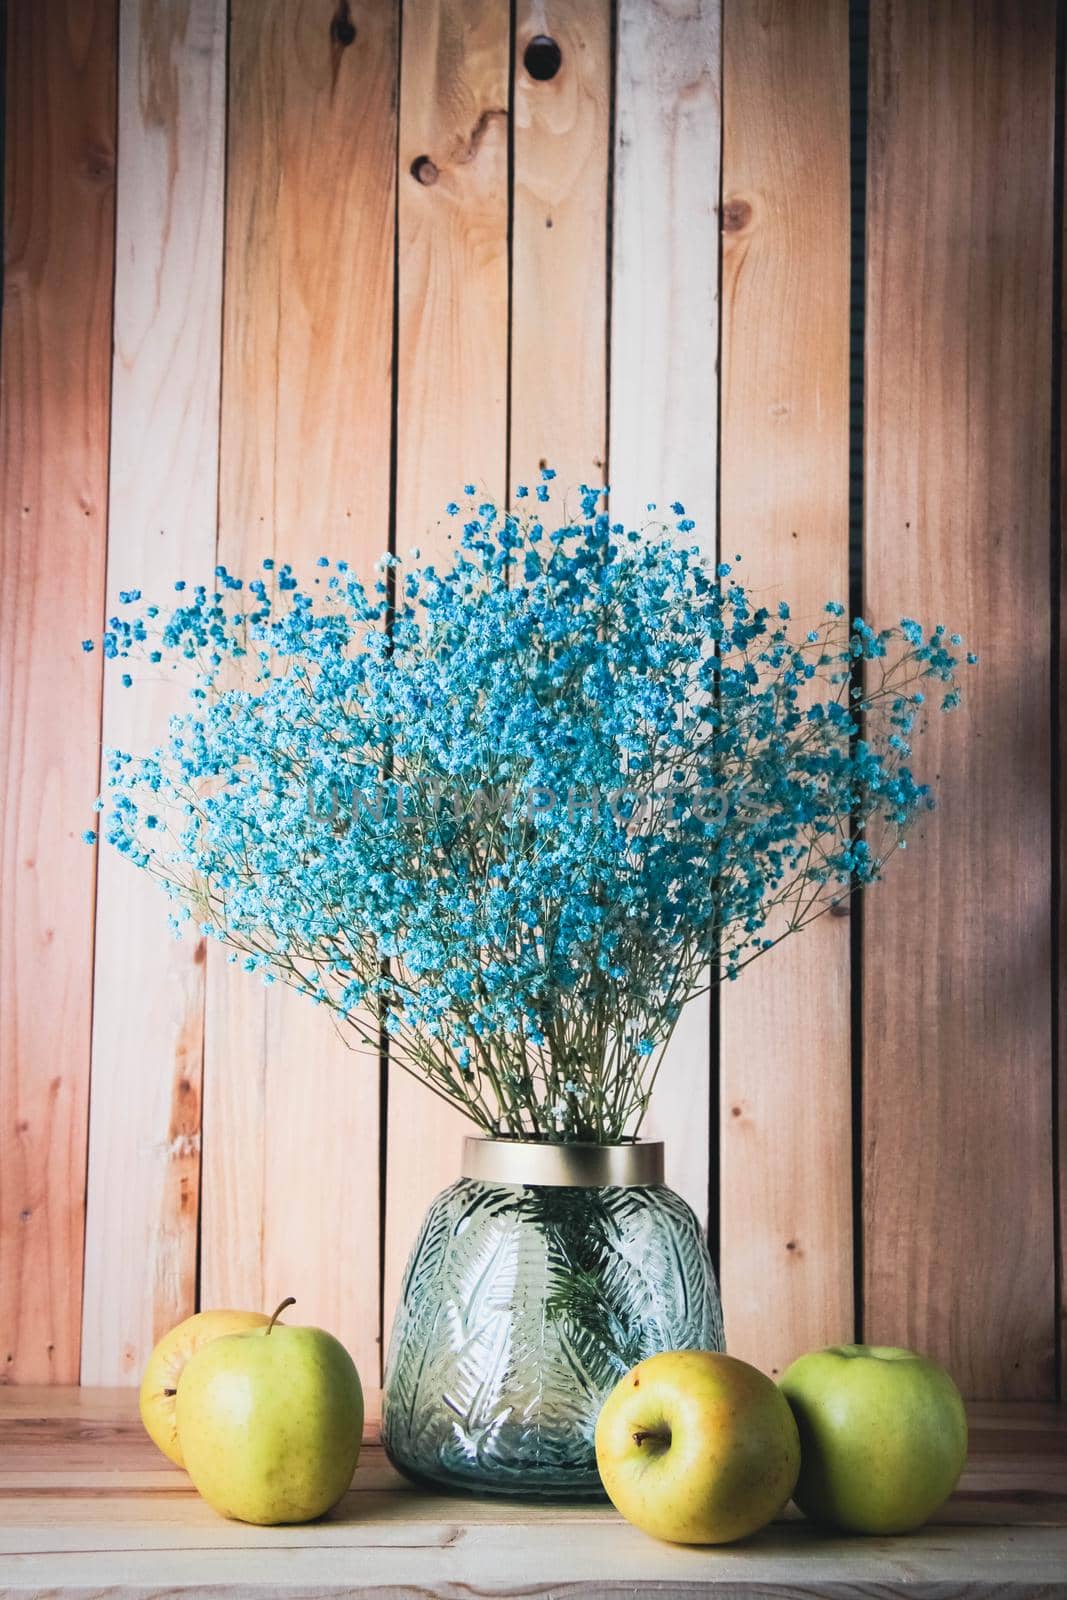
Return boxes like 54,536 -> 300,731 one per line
87,475 -> 972,1143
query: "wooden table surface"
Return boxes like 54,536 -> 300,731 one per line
0,1390 -> 1065,1597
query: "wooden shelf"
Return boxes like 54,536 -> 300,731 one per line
1,1390 -> 1065,1596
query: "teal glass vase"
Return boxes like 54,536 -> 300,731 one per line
382,1138 -> 724,1498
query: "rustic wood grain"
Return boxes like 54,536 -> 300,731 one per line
0,1392 -> 1064,1597
4,1394 -> 1064,1528
609,0 -> 721,1226
203,0 -> 397,1386
0,0 -> 1060,1414
718,0 -> 853,1378
385,0 -> 511,1345
393,0 -> 509,543
510,0 -> 610,497
0,0 -> 117,1385
4,1544 -> 1067,1600
79,0 -> 227,1387
863,0 -> 1056,1397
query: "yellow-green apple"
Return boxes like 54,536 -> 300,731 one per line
175,1297 -> 364,1524
139,1308 -> 270,1466
595,1350 -> 800,1545
780,1344 -> 967,1533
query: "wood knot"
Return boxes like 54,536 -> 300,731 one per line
524,35 -> 562,80
330,1 -> 356,47
722,196 -> 753,233
453,108 -> 506,166
83,145 -> 115,184
411,155 -> 439,185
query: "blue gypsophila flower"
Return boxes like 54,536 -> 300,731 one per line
86,476 -> 973,1142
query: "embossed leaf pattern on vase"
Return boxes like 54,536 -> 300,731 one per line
383,1179 -> 724,1496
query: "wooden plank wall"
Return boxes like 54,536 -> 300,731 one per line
202,0 -> 396,1390
609,0 -> 721,1228
1,0 -> 117,1384
862,0 -> 1056,1399
719,0 -> 853,1379
81,0 -> 226,1386
0,0 -> 1061,1402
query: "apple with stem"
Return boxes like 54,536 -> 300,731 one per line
595,1350 -> 800,1545
176,1296 -> 364,1525
780,1343 -> 968,1533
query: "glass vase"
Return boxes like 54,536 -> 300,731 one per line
382,1138 -> 724,1498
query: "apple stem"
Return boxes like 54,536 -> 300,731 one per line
632,1427 -> 671,1450
266,1296 -> 296,1334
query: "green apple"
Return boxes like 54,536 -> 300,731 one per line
176,1298 -> 364,1524
595,1350 -> 800,1545
780,1343 -> 968,1533
139,1308 -> 270,1466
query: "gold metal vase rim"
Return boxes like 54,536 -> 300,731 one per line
461,1136 -> 665,1188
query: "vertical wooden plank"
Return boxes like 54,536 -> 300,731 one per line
510,0 -> 610,495
204,0 -> 397,1386
609,0 -> 721,1226
385,0 -> 511,1345
394,2 -> 509,542
0,0 -> 117,1384
718,0 -> 852,1378
864,0 -> 1055,1398
80,0 -> 226,1385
